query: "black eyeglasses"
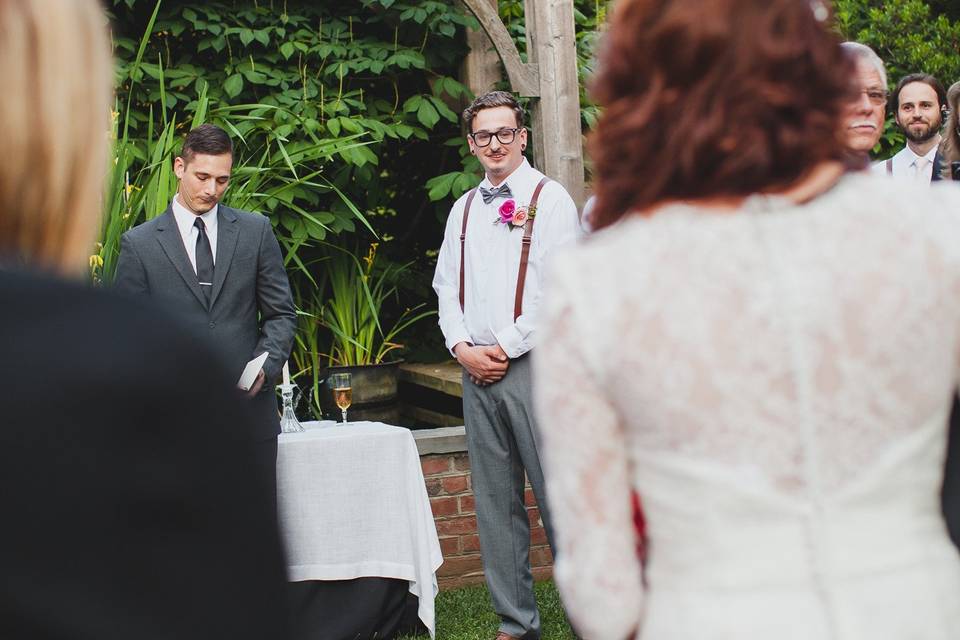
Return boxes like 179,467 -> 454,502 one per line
469,127 -> 521,147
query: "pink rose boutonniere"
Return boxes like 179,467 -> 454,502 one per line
494,199 -> 537,230
498,199 -> 515,224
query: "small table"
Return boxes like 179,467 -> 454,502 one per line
277,421 -> 443,638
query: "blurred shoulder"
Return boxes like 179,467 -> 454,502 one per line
842,171 -> 960,228
0,269 -> 216,375
545,212 -> 651,290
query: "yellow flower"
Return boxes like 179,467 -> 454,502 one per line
363,242 -> 379,272
89,254 -> 104,269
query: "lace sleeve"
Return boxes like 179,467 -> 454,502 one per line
534,258 -> 643,640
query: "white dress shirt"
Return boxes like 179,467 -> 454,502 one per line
432,158 -> 582,359
172,195 -> 218,273
871,142 -> 939,181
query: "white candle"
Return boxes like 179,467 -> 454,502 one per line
282,361 -> 290,386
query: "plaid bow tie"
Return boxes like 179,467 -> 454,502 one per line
480,184 -> 513,204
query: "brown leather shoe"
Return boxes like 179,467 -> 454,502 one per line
494,634 -> 520,640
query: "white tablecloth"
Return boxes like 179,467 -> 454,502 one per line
277,421 -> 443,637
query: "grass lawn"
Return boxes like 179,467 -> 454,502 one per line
400,580 -> 575,640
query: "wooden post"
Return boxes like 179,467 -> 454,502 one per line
524,0 -> 584,207
461,0 -> 585,208
462,0 -> 503,97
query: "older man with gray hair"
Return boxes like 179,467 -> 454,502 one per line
840,41 -> 887,156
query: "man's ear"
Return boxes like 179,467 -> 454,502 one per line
173,156 -> 185,179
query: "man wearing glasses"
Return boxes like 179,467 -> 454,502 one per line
840,41 -> 888,158
432,91 -> 580,640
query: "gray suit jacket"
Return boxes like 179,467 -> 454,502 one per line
114,204 -> 296,438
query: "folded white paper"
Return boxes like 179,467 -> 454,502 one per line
237,352 -> 269,390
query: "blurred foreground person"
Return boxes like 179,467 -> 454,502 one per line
534,1 -> 960,638
0,1 -> 289,638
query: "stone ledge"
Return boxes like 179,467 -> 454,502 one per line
413,425 -> 467,456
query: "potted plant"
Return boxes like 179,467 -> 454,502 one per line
308,242 -> 435,421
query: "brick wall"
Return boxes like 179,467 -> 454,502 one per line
419,449 -> 554,590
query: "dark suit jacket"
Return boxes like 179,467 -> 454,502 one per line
945,400 -> 960,548
929,151 -> 960,546
114,204 -> 296,438
0,269 -> 290,639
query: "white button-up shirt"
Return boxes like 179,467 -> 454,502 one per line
432,159 -> 582,359
871,142 -> 939,181
171,196 -> 219,274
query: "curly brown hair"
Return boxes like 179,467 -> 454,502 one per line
588,0 -> 854,230
461,90 -> 525,133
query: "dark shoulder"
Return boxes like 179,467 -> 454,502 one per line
0,269 -> 227,388
222,205 -> 270,229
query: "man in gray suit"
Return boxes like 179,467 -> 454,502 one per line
115,124 -> 296,504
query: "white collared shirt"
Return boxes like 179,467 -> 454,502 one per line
171,195 -> 219,273
871,141 -> 940,181
432,158 -> 583,359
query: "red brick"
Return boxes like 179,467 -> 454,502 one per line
439,573 -> 487,591
435,515 -> 478,536
441,474 -> 470,495
437,553 -> 484,577
461,533 -> 481,552
430,496 -> 459,517
524,487 -> 536,507
527,507 -> 541,528
531,565 -> 554,582
529,526 -> 548,546
529,546 -> 554,567
452,454 -> 471,472
439,536 -> 460,556
425,478 -> 444,497
458,495 -> 475,514
421,456 -> 452,476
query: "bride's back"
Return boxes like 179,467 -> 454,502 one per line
578,175 -> 960,496
542,174 -> 960,638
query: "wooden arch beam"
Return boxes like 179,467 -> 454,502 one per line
461,0 -> 540,97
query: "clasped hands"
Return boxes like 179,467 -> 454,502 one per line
454,342 -> 509,386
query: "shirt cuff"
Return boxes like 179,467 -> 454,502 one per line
493,324 -> 530,359
445,330 -> 474,358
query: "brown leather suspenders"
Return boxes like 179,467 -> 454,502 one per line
458,188 -> 477,315
458,176 -> 550,321
513,177 -> 549,320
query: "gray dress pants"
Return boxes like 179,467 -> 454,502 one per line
462,354 -> 556,639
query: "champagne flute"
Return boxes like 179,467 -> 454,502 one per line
330,372 -> 352,423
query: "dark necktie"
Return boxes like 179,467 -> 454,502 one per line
193,217 -> 214,303
480,183 -> 512,204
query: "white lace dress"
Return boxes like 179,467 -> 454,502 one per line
534,174 -> 960,639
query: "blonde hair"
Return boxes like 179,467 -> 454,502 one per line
940,81 -> 960,172
0,0 -> 112,274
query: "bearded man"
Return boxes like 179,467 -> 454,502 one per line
872,73 -> 947,181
